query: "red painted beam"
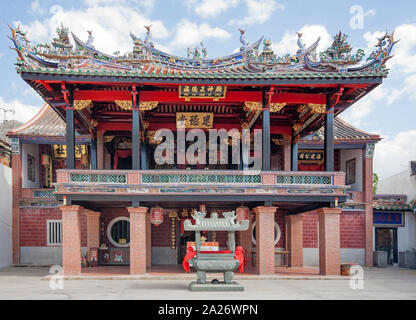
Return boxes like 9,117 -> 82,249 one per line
271,93 -> 326,104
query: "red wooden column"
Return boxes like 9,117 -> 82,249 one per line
128,207 -> 148,274
85,210 -> 101,254
285,214 -> 304,267
254,206 -> 277,274
61,205 -> 83,275
12,152 -> 22,265
318,207 -> 341,275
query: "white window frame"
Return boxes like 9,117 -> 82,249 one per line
47,220 -> 62,246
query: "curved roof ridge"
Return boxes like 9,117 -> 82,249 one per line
8,103 -> 49,135
335,117 -> 380,139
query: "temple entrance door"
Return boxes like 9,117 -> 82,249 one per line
178,223 -> 195,265
375,227 -> 398,265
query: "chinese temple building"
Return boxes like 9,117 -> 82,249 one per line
7,25 -> 396,275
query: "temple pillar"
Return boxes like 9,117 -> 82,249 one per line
318,207 -> 341,275
128,207 -> 148,274
285,214 -> 304,267
90,139 -> 97,170
132,89 -> 140,170
363,144 -> 375,267
146,211 -> 152,268
12,149 -> 22,265
66,102 -> 75,169
254,206 -> 277,274
262,99 -> 271,171
85,210 -> 101,254
97,130 -> 105,170
324,96 -> 334,172
283,135 -> 291,171
61,205 -> 83,275
291,142 -> 298,171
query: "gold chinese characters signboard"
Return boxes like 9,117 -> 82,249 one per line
179,85 -> 227,101
176,112 -> 214,129
53,145 -> 88,160
298,150 -> 324,164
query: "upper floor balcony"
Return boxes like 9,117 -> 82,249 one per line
53,169 -> 347,206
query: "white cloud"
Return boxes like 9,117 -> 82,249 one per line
183,0 -> 239,18
31,0 -> 45,15
374,130 -> 416,178
15,3 -> 169,55
168,19 -> 232,49
342,85 -> 388,127
229,0 -> 284,26
0,96 -> 41,123
271,24 -> 332,57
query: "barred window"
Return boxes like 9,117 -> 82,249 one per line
47,220 -> 62,246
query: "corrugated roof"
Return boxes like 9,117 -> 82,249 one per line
7,104 -> 65,137
373,201 -> 414,211
302,117 -> 380,142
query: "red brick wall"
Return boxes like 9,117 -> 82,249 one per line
303,211 -> 319,248
151,213 -> 171,247
340,211 -> 365,248
20,207 -> 87,247
302,210 -> 365,249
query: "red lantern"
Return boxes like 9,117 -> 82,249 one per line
41,154 -> 51,167
150,206 -> 164,227
236,206 -> 250,222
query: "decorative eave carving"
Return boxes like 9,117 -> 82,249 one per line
115,100 -> 132,111
73,100 -> 92,110
140,101 -> 158,111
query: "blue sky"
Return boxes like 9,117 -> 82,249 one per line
0,0 -> 415,178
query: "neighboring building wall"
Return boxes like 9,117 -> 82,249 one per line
378,169 -> 416,202
21,144 -> 39,188
378,169 -> 416,251
340,148 -> 363,192
0,165 -> 12,268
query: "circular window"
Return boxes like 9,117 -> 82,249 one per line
107,217 -> 130,248
251,221 -> 281,246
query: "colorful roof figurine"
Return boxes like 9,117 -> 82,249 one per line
7,24 -> 397,81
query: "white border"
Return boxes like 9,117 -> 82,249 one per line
251,221 -> 281,246
107,217 -> 130,248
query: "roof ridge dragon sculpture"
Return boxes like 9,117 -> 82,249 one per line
8,23 -> 397,75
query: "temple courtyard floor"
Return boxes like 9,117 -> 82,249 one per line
0,266 -> 415,300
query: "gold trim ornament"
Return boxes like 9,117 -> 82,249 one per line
115,100 -> 132,111
147,131 -> 163,145
308,104 -> 326,114
272,138 -> 283,146
73,100 -> 92,110
293,123 -> 302,133
269,103 -> 286,113
140,101 -> 158,111
244,101 -> 262,112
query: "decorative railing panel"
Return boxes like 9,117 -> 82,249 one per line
32,189 -> 55,198
276,175 -> 332,185
141,173 -> 261,184
70,173 -> 127,184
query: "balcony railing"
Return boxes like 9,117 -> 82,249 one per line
54,170 -> 347,199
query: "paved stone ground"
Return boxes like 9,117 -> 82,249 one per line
0,266 -> 415,300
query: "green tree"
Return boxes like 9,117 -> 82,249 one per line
373,173 -> 379,194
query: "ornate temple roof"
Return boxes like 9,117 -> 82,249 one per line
8,25 -> 397,82
183,211 -> 249,232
